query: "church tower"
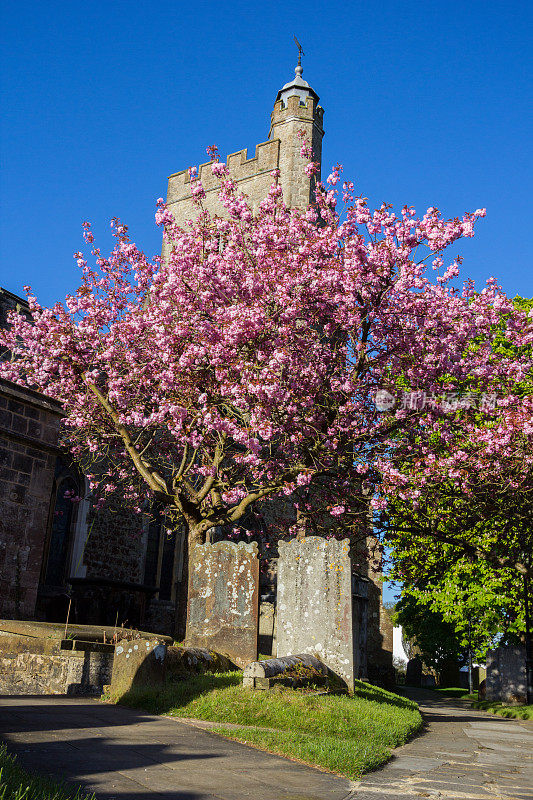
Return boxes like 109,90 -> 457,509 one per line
268,59 -> 324,209
165,60 -> 324,227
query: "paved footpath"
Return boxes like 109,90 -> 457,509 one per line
0,690 -> 532,800
353,687 -> 533,800
0,695 -> 352,800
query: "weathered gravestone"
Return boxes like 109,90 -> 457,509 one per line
186,541 -> 259,667
110,638 -> 167,698
405,655 -> 422,687
109,640 -> 237,698
277,536 -> 368,690
486,643 -> 527,703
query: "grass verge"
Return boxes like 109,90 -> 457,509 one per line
431,687 -> 478,700
113,672 -> 423,778
211,725 -> 392,775
472,701 -> 533,720
0,743 -> 94,800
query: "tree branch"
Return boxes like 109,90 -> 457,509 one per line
86,380 -> 170,497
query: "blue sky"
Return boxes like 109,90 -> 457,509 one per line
1,0 -> 532,309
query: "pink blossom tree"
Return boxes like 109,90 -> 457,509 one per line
2,148 -> 530,627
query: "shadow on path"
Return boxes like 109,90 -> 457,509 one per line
0,695 -> 351,800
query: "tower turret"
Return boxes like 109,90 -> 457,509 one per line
166,53 -> 324,227
269,57 -> 324,209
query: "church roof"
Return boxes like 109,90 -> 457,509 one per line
276,63 -> 319,106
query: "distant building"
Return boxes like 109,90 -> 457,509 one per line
393,625 -> 409,666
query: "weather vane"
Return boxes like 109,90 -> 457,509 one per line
294,36 -> 305,68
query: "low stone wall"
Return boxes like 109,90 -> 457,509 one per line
0,620 -> 238,698
0,632 -> 114,695
0,620 -> 170,696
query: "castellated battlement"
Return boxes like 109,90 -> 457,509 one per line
271,93 -> 323,127
167,139 -> 280,204
166,75 -> 325,226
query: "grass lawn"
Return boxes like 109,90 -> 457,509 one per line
472,701 -> 533,720
431,687 -> 478,700
0,744 -> 94,800
113,672 -> 423,778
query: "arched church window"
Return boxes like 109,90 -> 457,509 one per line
42,460 -> 81,588
144,511 -> 162,589
43,475 -> 78,587
143,506 -> 184,602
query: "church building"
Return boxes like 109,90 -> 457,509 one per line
0,61 -> 393,683
166,59 -> 324,224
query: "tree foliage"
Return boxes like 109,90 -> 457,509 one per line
385,298 -> 533,658
394,593 -> 466,673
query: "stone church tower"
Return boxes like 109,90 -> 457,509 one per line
165,61 -> 324,224
164,63 -> 393,681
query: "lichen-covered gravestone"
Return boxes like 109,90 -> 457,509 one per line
110,639 -> 167,698
186,541 -> 259,667
277,536 -> 364,690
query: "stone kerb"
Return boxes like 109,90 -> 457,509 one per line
277,536 -> 356,690
186,540 -> 259,667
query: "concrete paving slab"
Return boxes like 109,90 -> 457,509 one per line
382,756 -> 442,771
464,727 -> 532,740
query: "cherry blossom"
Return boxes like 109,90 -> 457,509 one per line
2,146 -> 531,598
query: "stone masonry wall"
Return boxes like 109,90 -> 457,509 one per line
167,140 -> 281,228
83,502 -> 145,584
366,579 -> 394,685
0,378 -> 62,619
0,632 -> 113,695
166,94 -> 323,237
0,288 -> 31,340
268,94 -> 324,209
357,537 -> 394,686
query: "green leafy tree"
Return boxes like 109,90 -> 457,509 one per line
393,593 -> 466,679
390,539 -> 523,660
385,298 -> 533,681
